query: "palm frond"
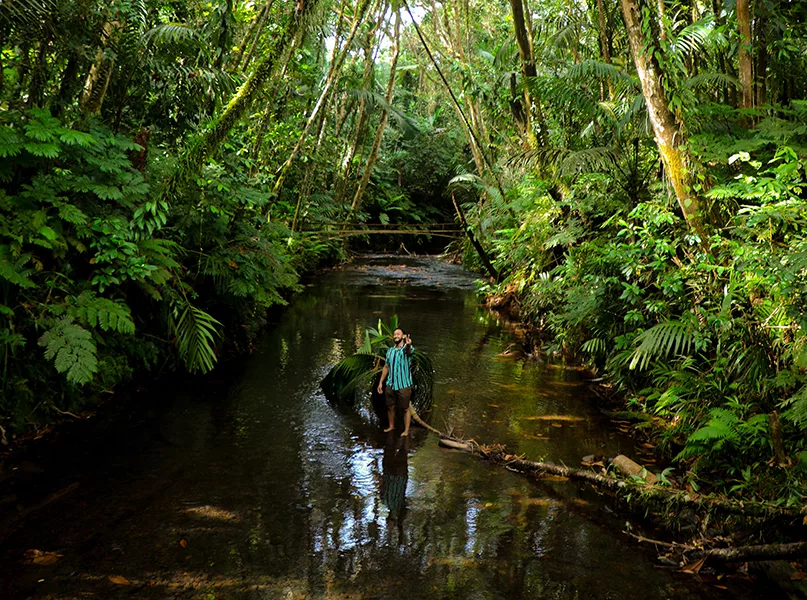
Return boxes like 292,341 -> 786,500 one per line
564,59 -> 635,87
781,385 -> 807,428
629,319 -> 698,371
142,23 -> 204,48
171,299 -> 223,374
670,16 -> 714,57
683,71 -> 738,91
344,88 -> 420,138
321,353 -> 379,403
0,0 -> 55,28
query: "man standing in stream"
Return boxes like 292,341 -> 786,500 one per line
377,327 -> 414,436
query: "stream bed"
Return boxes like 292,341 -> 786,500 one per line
0,255 -> 774,599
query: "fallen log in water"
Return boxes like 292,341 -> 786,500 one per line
413,408 -> 806,521
688,541 -> 807,562
624,531 -> 807,564
420,414 -> 807,567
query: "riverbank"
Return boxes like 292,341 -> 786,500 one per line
480,276 -> 807,596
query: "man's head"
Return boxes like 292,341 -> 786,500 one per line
393,327 -> 405,344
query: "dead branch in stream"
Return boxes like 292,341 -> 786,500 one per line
623,531 -> 807,564
408,408 -> 807,522
687,541 -> 807,562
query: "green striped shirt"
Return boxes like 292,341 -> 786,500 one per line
385,344 -> 414,390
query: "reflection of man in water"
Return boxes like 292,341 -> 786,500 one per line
377,328 -> 414,436
382,432 -> 409,528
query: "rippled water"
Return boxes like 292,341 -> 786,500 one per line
0,255 -> 774,599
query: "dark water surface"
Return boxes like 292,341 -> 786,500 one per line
0,256 -> 771,599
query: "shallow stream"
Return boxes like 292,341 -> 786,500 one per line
0,256 -> 773,599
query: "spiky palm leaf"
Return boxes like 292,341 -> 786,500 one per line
629,319 -> 698,371
170,299 -> 223,374
345,88 -> 421,138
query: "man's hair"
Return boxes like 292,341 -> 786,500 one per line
394,327 -> 406,334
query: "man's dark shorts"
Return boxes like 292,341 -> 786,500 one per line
385,386 -> 412,410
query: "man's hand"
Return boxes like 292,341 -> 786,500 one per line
405,334 -> 412,345
377,382 -> 383,394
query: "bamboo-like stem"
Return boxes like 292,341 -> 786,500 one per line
347,9 -> 401,217
270,0 -> 375,202
401,0 -> 506,201
162,2 -> 319,200
234,0 -> 276,71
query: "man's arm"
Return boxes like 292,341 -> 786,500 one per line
377,363 -> 389,394
404,333 -> 414,355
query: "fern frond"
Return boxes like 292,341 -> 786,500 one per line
0,247 -> 35,288
675,407 -> 739,461
38,317 -> 98,385
68,291 -> 135,334
343,88 -> 420,138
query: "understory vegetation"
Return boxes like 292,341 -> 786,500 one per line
2,0 -> 807,510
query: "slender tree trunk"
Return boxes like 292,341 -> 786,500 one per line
248,31 -> 300,177
292,108 -> 329,231
737,0 -> 753,113
452,192 -> 499,281
755,6 -> 767,107
0,23 -> 8,98
349,9 -> 401,216
80,21 -> 122,114
508,0 -> 541,147
402,0 -> 505,201
333,4 -> 387,207
26,40 -> 48,108
596,0 -> 615,99
620,0 -> 704,235
13,42 -> 31,107
272,0 -> 375,197
234,0 -> 276,71
53,53 -> 81,117
163,2 -> 319,199
657,0 -> 667,41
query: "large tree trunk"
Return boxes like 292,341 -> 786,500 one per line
737,0 -> 753,113
620,0 -> 704,235
348,9 -> 400,216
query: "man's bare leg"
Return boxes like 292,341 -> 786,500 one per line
384,405 -> 395,432
401,406 -> 411,437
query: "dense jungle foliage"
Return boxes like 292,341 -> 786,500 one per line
2,0 -> 807,508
